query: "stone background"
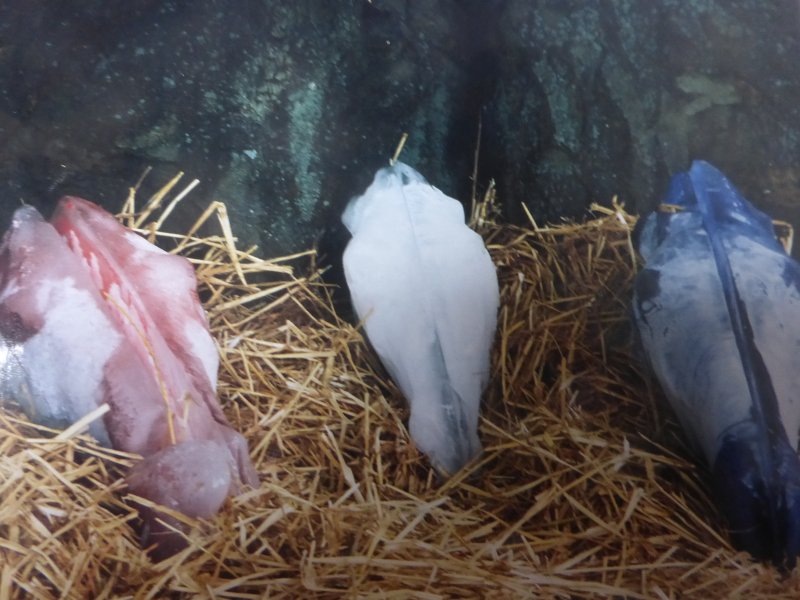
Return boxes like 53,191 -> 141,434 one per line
1,0 -> 799,264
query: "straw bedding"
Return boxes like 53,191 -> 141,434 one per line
1,177 -> 800,599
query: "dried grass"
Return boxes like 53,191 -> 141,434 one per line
1,178 -> 799,599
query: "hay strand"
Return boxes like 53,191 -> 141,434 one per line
1,178 -> 799,598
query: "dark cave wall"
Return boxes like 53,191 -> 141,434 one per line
484,0 -> 800,225
0,0 -> 799,259
0,0 -> 487,258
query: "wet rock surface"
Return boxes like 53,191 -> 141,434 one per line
0,0 -> 798,260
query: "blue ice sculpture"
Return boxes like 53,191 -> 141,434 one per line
633,160 -> 800,566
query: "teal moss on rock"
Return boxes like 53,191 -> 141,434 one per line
288,80 -> 324,224
1,0 -> 800,260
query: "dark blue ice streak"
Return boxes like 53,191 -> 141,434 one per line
689,161 -> 786,563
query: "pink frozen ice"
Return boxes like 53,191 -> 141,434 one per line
0,197 -> 257,557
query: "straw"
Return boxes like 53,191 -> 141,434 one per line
1,178 -> 798,599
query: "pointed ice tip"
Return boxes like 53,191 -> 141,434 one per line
126,440 -> 235,560
689,160 -> 738,202
662,161 -> 726,208
436,446 -> 481,479
713,431 -> 800,568
342,161 -> 431,235
378,161 -> 428,187
689,159 -> 720,175
687,160 -> 779,247
663,160 -> 726,208
409,381 -> 482,480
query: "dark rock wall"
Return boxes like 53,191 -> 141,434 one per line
0,0 -> 799,259
486,0 -> 800,225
